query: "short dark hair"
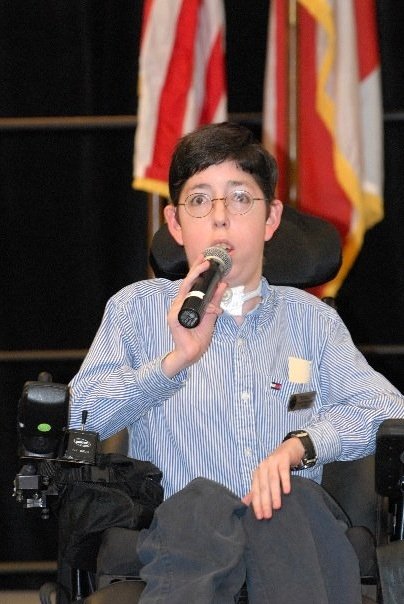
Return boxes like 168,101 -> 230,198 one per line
168,122 -> 278,205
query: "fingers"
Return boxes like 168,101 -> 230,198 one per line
206,281 -> 227,315
247,455 -> 292,520
175,255 -> 227,322
249,462 -> 278,520
245,438 -> 305,519
176,256 -> 209,303
166,256 -> 226,369
169,256 -> 210,326
241,492 -> 252,506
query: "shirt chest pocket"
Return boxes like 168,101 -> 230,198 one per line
265,377 -> 316,423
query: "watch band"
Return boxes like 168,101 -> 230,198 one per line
283,430 -> 317,470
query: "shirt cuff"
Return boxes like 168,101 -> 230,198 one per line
134,354 -> 187,401
305,420 -> 342,465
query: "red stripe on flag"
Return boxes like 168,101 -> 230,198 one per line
141,0 -> 154,44
354,0 -> 379,80
297,5 -> 352,240
199,29 -> 226,124
145,0 -> 201,183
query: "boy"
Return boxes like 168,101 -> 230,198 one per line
70,122 -> 404,602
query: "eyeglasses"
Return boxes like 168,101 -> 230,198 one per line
177,190 -> 266,219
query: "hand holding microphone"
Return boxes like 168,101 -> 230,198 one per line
178,247 -> 232,328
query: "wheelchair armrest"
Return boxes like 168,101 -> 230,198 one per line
322,456 -> 380,585
346,526 -> 378,582
322,456 -> 378,535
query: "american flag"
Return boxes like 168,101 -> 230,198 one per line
133,0 -> 227,199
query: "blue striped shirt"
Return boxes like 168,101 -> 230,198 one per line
69,278 -> 404,499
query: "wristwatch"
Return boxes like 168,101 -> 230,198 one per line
283,430 -> 317,470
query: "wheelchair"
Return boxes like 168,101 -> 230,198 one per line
15,205 -> 404,603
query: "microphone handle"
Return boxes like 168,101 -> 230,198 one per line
178,262 -> 223,328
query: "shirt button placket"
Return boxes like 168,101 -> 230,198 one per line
235,338 -> 257,488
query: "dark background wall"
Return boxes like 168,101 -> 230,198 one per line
0,0 -> 403,586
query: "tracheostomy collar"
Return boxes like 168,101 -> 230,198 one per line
220,282 -> 263,316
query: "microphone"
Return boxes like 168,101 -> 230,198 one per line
178,246 -> 232,328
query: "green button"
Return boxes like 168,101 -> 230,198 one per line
37,423 -> 51,432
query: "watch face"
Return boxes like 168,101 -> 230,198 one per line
300,458 -> 316,469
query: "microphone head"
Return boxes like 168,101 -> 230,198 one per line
203,246 -> 232,277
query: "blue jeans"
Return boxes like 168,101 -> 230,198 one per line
136,476 -> 361,603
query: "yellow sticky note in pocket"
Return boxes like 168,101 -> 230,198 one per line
288,357 -> 311,384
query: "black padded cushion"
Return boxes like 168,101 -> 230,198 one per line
322,457 -> 379,583
322,456 -> 378,535
97,527 -> 142,579
149,204 -> 342,288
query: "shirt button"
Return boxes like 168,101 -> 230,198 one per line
237,338 -> 244,347
241,391 -> 250,401
244,447 -> 252,457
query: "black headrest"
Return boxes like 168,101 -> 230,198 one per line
149,204 -> 342,288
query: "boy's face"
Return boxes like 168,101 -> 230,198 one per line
165,160 -> 282,289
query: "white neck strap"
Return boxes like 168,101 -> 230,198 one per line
220,282 -> 262,316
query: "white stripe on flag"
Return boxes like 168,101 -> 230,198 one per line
134,0 -> 183,183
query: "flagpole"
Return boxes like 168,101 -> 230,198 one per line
288,0 -> 298,207
147,192 -> 164,277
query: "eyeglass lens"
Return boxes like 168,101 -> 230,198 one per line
185,191 -> 254,217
